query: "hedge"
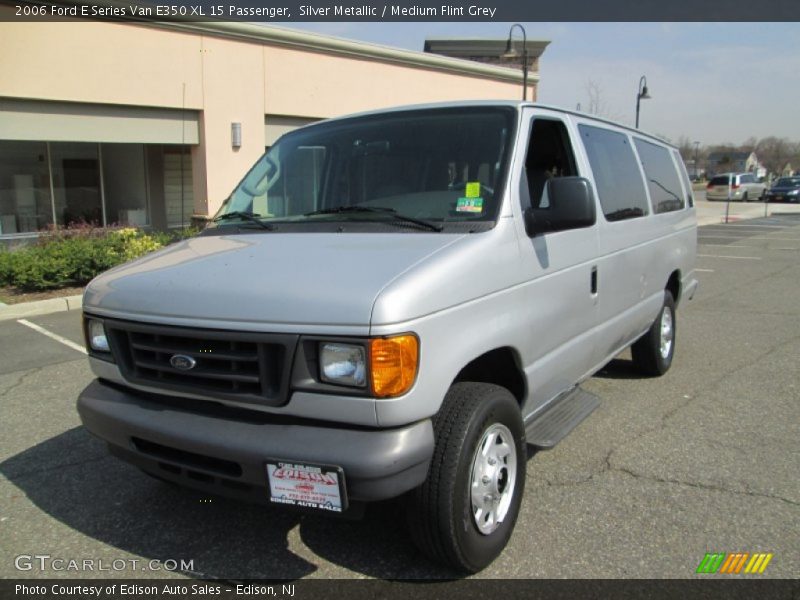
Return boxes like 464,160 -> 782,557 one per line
0,226 -> 197,292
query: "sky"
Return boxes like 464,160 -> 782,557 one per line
273,22 -> 800,147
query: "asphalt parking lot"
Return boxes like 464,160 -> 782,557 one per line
1,215 -> 798,580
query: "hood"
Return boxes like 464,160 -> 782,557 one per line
84,232 -> 464,329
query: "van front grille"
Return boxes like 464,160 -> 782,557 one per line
103,319 -> 298,407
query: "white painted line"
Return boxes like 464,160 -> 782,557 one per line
697,254 -> 762,260
698,235 -> 800,241
17,319 -> 87,355
698,243 -> 753,248
703,224 -> 788,229
696,268 -> 715,272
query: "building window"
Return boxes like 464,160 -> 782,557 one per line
0,141 -> 194,238
49,142 -> 102,227
163,148 -> 193,228
0,141 -> 53,234
102,143 -> 150,227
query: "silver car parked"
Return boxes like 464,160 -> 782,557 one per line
706,172 -> 766,201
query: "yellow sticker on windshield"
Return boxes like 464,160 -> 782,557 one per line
465,182 -> 481,198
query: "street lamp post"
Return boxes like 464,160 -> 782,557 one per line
693,141 -> 700,180
503,24 -> 529,101
635,75 -> 651,129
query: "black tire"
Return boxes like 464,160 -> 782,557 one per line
632,290 -> 676,376
742,192 -> 749,202
405,382 -> 526,573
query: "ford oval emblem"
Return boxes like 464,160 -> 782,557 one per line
170,354 -> 197,371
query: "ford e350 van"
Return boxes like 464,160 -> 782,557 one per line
78,101 -> 698,572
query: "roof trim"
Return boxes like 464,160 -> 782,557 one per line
144,20 -> 539,84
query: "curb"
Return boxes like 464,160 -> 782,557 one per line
0,294 -> 83,322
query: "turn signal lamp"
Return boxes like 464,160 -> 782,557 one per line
370,334 -> 419,397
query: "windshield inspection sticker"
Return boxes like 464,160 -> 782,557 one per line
465,181 -> 481,198
456,197 -> 484,213
267,461 -> 346,512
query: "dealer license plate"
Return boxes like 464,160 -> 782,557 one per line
266,460 -> 347,512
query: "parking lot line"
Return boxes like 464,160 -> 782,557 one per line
703,224 -> 789,229
17,318 -> 87,355
698,235 -> 800,241
696,268 -> 715,272
696,254 -> 762,260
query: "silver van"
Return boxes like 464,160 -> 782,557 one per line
78,101 -> 698,572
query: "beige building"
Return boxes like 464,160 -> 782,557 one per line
0,13 -> 544,239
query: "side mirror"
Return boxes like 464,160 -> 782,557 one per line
525,177 -> 596,236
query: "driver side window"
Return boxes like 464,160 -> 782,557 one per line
524,119 -> 578,210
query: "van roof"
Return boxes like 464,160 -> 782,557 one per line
297,100 -> 677,150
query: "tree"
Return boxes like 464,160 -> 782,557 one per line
756,137 -> 793,175
584,79 -> 608,118
676,136 -> 695,162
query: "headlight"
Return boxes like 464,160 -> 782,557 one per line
87,319 -> 110,352
788,189 -> 799,195
319,343 -> 366,388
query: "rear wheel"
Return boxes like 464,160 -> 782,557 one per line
632,290 -> 676,376
405,382 -> 526,573
742,191 -> 749,202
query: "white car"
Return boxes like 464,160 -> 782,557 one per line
706,172 -> 766,202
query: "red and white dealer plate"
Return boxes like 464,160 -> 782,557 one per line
266,460 -> 347,512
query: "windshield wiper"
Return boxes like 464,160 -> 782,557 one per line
605,207 -> 645,222
304,206 -> 443,232
213,211 -> 273,230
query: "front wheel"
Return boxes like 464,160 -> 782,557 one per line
405,382 -> 526,573
632,290 -> 676,376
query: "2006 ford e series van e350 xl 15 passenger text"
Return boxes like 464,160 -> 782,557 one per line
77,101 -> 698,573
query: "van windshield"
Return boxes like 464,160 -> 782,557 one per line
213,106 -> 516,232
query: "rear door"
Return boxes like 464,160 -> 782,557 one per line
574,122 -> 662,367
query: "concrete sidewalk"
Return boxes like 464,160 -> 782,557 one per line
0,293 -> 83,321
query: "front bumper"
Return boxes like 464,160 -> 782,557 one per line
78,379 -> 434,505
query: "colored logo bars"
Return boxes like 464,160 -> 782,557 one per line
696,552 -> 773,574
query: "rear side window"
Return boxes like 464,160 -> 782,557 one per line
671,149 -> 694,207
634,138 -> 685,213
709,175 -> 730,186
578,124 -> 648,221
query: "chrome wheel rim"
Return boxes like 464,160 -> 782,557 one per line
660,307 -> 674,360
470,423 -> 517,535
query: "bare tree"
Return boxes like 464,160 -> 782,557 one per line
584,79 -> 608,117
676,136 -> 694,162
756,137 -> 793,176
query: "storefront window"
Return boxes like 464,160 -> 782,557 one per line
0,141 -> 53,234
163,148 -> 193,227
102,143 -> 149,227
50,142 -> 102,227
0,141 -> 193,237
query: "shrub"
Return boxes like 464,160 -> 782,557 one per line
0,249 -> 18,286
2,225 -> 197,291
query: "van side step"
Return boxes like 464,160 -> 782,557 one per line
525,387 -> 601,449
